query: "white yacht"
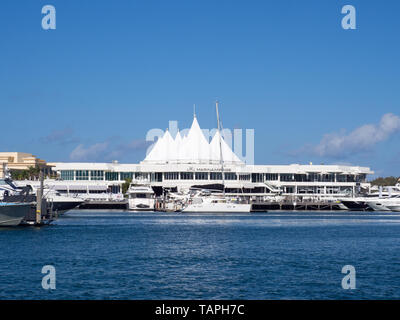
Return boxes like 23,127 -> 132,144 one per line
127,183 -> 155,211
340,183 -> 400,212
364,195 -> 400,212
182,190 -> 251,213
1,175 -> 83,215
0,177 -> 25,199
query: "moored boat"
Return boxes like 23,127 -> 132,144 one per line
182,192 -> 251,213
0,202 -> 33,226
127,183 -> 156,211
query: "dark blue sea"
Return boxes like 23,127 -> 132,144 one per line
1,210 -> 400,300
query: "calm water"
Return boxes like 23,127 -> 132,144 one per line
1,210 -> 400,300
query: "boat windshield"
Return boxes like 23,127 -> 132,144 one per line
0,179 -> 18,189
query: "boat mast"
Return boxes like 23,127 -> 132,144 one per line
216,101 -> 225,195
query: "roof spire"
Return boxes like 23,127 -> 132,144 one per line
193,104 -> 196,118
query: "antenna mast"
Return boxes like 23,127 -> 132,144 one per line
216,101 -> 225,195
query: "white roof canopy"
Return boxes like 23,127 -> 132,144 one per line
142,116 -> 244,165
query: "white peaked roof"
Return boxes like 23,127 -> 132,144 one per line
210,130 -> 243,164
142,116 -> 244,165
175,131 -> 185,161
144,129 -> 175,163
144,132 -> 165,163
163,129 -> 175,162
180,116 -> 211,163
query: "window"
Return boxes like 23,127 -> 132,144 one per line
337,174 -> 352,182
252,173 -> 263,183
75,170 -> 89,180
180,172 -> 194,180
90,170 -> 104,181
321,174 -> 334,182
265,174 -> 278,181
135,173 -> 149,180
151,173 -> 163,182
210,172 -> 223,180
60,170 -> 74,180
239,174 -> 250,181
293,174 -> 305,182
224,173 -> 237,180
195,172 -> 209,180
164,172 -> 180,180
105,172 -> 119,181
284,186 -> 294,193
356,174 -> 366,182
280,174 -> 294,182
120,172 -> 134,180
307,173 -> 321,182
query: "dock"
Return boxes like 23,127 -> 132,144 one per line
251,201 -> 345,211
78,200 -> 128,210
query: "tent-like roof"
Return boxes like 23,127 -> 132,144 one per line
210,130 -> 243,164
142,116 -> 244,165
144,131 -> 166,163
179,116 -> 211,163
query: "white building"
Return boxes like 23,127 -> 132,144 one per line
50,115 -> 373,199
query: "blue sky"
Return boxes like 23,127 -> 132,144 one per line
0,0 -> 399,177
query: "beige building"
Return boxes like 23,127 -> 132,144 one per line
0,152 -> 49,178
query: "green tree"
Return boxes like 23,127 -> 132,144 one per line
370,176 -> 400,186
9,166 -> 41,181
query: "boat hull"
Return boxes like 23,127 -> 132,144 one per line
183,203 -> 251,213
340,200 -> 371,211
128,199 -> 155,211
50,201 -> 83,215
0,203 -> 32,226
385,205 -> 400,212
365,201 -> 391,211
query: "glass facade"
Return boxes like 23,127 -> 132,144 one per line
135,173 -> 149,180
60,170 -> 74,180
280,174 -> 294,182
151,173 -> 163,182
76,170 -> 89,180
165,172 -> 179,180
180,172 -> 194,180
252,173 -> 264,183
195,172 -> 209,180
105,172 -> 119,181
210,172 -> 223,180
265,174 -> 278,181
239,174 -> 251,181
57,167 -> 366,197
90,170 -> 104,181
337,174 -> 355,182
224,173 -> 237,180
120,172 -> 134,180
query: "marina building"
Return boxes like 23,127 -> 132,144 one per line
0,152 -> 50,178
49,116 -> 374,199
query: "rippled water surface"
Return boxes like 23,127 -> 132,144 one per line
1,210 -> 400,299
